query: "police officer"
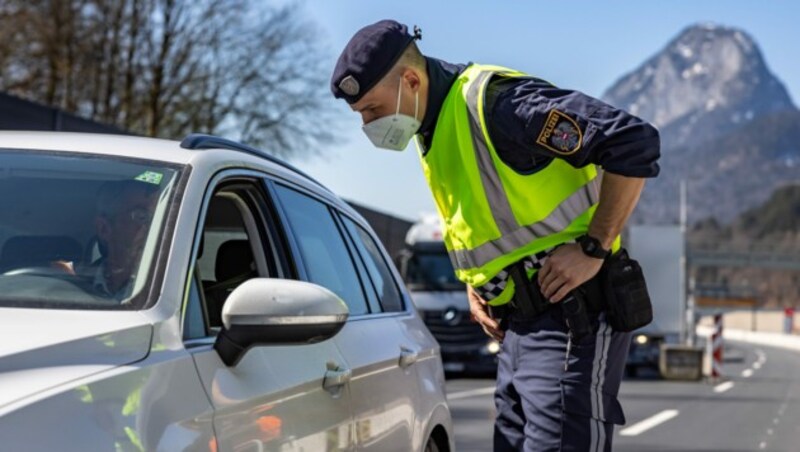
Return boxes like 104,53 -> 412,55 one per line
331,20 -> 660,452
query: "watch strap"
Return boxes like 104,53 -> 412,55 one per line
578,234 -> 611,259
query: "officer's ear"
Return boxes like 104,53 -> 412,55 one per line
401,67 -> 423,93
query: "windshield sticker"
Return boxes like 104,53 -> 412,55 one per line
134,171 -> 163,185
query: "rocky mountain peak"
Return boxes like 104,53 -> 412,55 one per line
602,24 -> 799,225
604,23 -> 795,147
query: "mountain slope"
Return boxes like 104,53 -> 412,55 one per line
602,24 -> 799,224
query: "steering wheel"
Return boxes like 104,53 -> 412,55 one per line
2,266 -> 72,277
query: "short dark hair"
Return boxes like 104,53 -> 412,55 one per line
401,42 -> 426,69
380,42 -> 427,87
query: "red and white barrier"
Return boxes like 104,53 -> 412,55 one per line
697,320 -> 800,353
711,313 -> 724,378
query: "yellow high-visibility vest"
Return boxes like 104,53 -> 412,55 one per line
416,64 -> 620,306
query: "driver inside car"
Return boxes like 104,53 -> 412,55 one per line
86,180 -> 158,302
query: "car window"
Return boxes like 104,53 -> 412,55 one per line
337,215 -> 383,314
0,149 -> 181,309
341,216 -> 405,313
186,182 -> 281,335
273,185 -> 369,316
184,272 -> 208,341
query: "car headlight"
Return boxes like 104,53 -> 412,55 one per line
635,334 -> 649,345
485,340 -> 501,354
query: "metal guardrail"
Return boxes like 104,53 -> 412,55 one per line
687,248 -> 800,270
694,284 -> 759,298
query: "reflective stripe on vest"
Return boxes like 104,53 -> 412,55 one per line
448,175 -> 602,270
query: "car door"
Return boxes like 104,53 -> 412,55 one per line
271,183 -> 421,452
336,214 -> 425,452
184,173 -> 355,452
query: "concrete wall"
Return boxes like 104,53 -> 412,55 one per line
348,201 -> 413,263
0,93 -> 124,134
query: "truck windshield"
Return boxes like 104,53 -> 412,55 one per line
0,149 -> 182,310
404,252 -> 465,291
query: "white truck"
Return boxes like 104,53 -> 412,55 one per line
397,215 -> 500,375
626,225 -> 686,377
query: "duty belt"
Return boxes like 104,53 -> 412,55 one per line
482,240 -> 606,321
473,246 -> 557,302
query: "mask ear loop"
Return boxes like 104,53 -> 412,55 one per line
397,77 -> 420,121
395,78 -> 403,116
414,89 -> 419,121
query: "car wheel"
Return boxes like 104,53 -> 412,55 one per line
424,436 -> 441,452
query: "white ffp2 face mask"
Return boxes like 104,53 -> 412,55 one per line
361,79 -> 420,151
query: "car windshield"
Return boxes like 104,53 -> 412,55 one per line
404,251 -> 465,291
0,149 -> 181,309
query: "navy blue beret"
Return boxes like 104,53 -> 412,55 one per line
331,20 -> 421,104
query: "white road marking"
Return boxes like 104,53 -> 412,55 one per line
767,428 -> 774,435
619,410 -> 679,437
760,441 -> 768,450
714,381 -> 735,393
755,349 -> 767,366
753,362 -> 762,370
773,417 -> 780,425
447,386 -> 495,400
742,369 -> 754,378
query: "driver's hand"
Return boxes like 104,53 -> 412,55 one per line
468,285 -> 504,342
50,260 -> 76,275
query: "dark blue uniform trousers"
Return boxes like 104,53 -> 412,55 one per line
494,308 -> 631,452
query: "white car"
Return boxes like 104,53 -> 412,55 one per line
0,132 -> 453,452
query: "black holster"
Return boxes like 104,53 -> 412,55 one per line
561,287 -> 594,341
600,249 -> 653,332
508,263 -> 548,319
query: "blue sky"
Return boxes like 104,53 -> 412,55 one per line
288,0 -> 799,221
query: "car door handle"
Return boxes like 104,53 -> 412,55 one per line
323,362 -> 352,392
399,347 -> 418,369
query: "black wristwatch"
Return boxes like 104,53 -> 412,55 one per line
577,234 -> 611,260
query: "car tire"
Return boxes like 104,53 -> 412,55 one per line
424,436 -> 441,452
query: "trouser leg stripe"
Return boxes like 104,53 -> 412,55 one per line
591,319 -> 611,452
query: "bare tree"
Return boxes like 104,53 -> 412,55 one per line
0,0 -> 336,158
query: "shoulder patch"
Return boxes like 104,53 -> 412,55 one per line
535,110 -> 582,155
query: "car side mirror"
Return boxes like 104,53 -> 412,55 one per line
213,278 -> 349,366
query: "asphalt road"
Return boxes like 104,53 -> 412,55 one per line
446,340 -> 800,451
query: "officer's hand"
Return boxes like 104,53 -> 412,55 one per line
538,243 -> 603,303
467,285 -> 504,342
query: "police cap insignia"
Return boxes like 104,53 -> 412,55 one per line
339,75 -> 360,97
536,110 -> 583,155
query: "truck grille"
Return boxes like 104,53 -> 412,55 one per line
421,309 -> 487,346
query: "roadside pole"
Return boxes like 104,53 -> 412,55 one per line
681,180 -> 696,347
711,312 -> 724,379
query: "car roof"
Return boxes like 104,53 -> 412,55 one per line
0,131 -> 363,220
0,131 -> 195,164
